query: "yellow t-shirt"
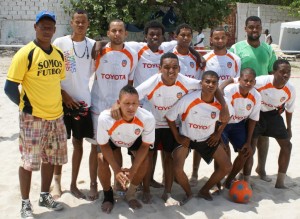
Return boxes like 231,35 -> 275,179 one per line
7,41 -> 66,120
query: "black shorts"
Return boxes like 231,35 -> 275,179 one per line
97,136 -> 142,153
253,110 -> 288,139
63,108 -> 93,140
155,128 -> 180,153
189,140 -> 219,164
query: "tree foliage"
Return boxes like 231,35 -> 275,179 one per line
62,0 -> 232,38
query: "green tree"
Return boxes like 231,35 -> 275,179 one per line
63,0 -> 232,38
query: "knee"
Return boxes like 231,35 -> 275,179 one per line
222,161 -> 232,175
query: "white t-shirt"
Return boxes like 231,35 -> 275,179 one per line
172,48 -> 201,79
255,75 -> 296,113
204,50 -> 241,85
91,43 -> 138,114
224,83 -> 261,123
136,73 -> 201,128
166,90 -> 232,141
53,35 -> 95,107
97,107 -> 155,148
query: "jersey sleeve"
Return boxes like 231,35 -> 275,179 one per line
136,75 -> 158,100
183,75 -> 201,90
141,114 -> 155,144
96,113 -> 111,145
165,94 -> 189,121
249,91 -> 261,121
125,41 -> 144,52
7,49 -> 29,83
128,51 -> 138,81
160,40 -> 177,52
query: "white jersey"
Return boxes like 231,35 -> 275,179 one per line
97,107 -> 155,148
204,50 -> 241,85
166,90 -> 232,141
136,73 -> 201,128
91,43 -> 138,114
224,83 -> 261,124
255,75 -> 296,113
173,48 -> 201,79
53,35 -> 95,107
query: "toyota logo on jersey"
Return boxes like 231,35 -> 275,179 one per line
135,128 -> 141,135
122,60 -> 127,67
246,104 -> 252,111
227,62 -> 232,68
211,112 -> 216,119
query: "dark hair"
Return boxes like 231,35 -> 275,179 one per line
273,59 -> 290,71
201,70 -> 219,81
160,52 -> 178,66
144,20 -> 165,35
240,68 -> 256,78
73,9 -> 88,19
108,19 -> 125,29
245,16 -> 261,26
210,26 -> 226,37
175,23 -> 193,35
119,85 -> 139,99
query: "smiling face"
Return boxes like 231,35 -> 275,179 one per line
145,27 -> 164,50
159,57 -> 180,86
245,20 -> 262,42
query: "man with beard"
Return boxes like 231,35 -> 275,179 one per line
230,16 -> 276,182
189,27 -> 241,187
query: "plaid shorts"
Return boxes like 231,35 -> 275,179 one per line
19,112 -> 68,171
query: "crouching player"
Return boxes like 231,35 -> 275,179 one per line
221,68 -> 261,188
97,85 -> 155,213
166,71 -> 233,202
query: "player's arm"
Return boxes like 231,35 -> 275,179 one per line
100,142 -> 129,188
218,78 -> 235,94
91,40 -> 109,60
61,89 -> 80,109
215,88 -> 230,123
241,119 -> 256,158
285,111 -> 293,139
166,118 -> 190,148
4,80 -> 20,106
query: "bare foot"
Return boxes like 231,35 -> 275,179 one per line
180,194 -> 193,206
161,193 -> 180,206
275,184 -> 288,189
198,190 -> 213,201
101,201 -> 114,214
150,180 -> 164,188
256,168 -> 272,182
127,199 -> 142,209
88,182 -> 99,201
142,192 -> 152,204
52,184 -> 62,200
70,186 -> 86,199
189,176 -> 198,187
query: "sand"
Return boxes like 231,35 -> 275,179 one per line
0,54 -> 300,218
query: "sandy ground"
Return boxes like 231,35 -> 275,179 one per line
0,53 -> 300,218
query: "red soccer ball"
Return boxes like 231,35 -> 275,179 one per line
229,180 -> 253,203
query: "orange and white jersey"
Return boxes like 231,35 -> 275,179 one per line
224,83 -> 261,123
203,50 -> 241,84
136,73 -> 201,128
97,107 -> 155,148
166,90 -> 231,141
91,43 -> 137,114
172,48 -> 201,79
255,75 -> 296,113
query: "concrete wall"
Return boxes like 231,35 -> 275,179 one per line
236,3 -> 297,44
0,0 -> 71,45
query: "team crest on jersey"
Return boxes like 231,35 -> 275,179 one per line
211,112 -> 216,119
177,92 -> 183,99
122,60 -> 127,67
135,128 -> 141,135
246,104 -> 252,111
227,62 -> 232,68
280,97 -> 286,102
190,62 -> 194,68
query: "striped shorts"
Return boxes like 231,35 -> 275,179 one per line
19,112 -> 68,171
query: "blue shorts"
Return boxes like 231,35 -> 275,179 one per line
221,120 -> 247,152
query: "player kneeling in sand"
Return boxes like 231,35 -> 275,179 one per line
97,85 -> 155,213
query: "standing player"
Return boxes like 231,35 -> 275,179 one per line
97,85 -> 155,213
4,11 -> 66,218
136,53 -> 229,205
52,9 -> 98,200
221,68 -> 261,189
246,59 -> 295,188
230,16 -> 277,182
166,71 -> 232,202
190,27 -> 241,187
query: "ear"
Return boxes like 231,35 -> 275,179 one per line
117,99 -> 120,105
